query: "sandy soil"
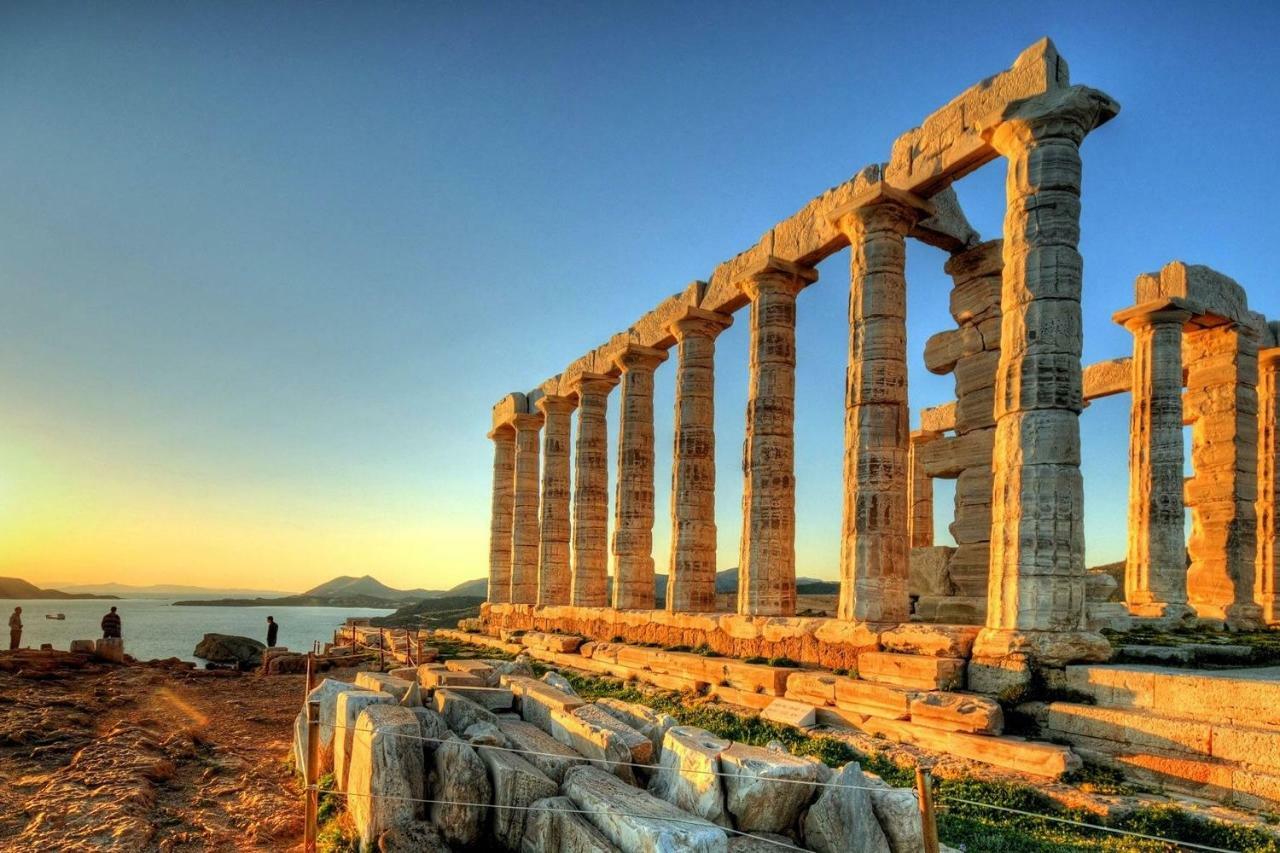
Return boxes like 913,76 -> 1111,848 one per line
0,650 -> 314,852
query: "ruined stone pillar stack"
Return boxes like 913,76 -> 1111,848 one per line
737,261 -> 817,617
1259,347 -> 1280,625
535,394 -> 576,606
1185,324 -> 1264,628
486,428 -> 516,604
569,374 -> 618,607
667,308 -> 732,613
908,430 -> 939,549
612,345 -> 668,610
509,412 -> 544,604
975,86 -> 1118,662
1116,300 -> 1193,622
834,189 -> 928,624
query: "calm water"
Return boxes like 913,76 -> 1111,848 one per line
0,598 -> 394,663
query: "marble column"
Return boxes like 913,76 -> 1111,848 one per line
1115,299 -> 1193,621
667,307 -> 733,613
908,430 -> 941,549
737,260 -> 817,617
612,345 -> 668,610
834,187 -> 930,624
487,427 -> 516,604
1259,347 -> 1280,625
536,394 -> 576,606
508,411 -> 544,604
569,373 -> 618,607
976,85 -> 1118,661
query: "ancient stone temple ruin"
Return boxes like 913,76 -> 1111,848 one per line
479,39 -> 1280,691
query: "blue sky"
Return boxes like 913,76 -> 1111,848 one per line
2,1 -> 1277,591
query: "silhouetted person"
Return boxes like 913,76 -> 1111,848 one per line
8,607 -> 21,650
101,606 -> 122,640
266,615 -> 279,647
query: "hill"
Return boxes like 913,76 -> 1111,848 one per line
0,577 -> 117,600
302,575 -> 435,600
57,582 -> 298,599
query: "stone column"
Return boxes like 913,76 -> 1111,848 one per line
612,345 -> 668,610
975,86 -> 1118,663
667,307 -> 733,613
536,394 -> 576,606
486,427 -> 516,604
1115,299 -> 1193,622
833,185 -> 930,624
508,411 -> 544,605
908,430 -> 940,549
1259,347 -> 1280,625
737,260 -> 817,617
569,373 -> 618,608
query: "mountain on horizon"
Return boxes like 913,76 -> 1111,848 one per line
0,577 -> 117,600
57,582 -> 299,599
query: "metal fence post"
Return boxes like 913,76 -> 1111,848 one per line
917,766 -> 939,853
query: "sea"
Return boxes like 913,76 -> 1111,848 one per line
0,598 -> 394,663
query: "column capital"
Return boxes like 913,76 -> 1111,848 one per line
981,85 -> 1120,154
613,343 -> 668,373
564,371 -> 619,397
736,257 -> 818,302
669,306 -> 733,342
486,424 -> 516,442
1113,296 -> 1198,331
509,411 -> 544,432
829,179 -> 935,237
534,393 -> 577,416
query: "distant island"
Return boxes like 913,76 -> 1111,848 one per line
172,574 -> 488,607
0,577 -> 118,600
53,582 -> 299,599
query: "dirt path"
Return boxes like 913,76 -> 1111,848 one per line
0,653 -> 315,851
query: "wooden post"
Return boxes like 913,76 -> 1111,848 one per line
916,766 -> 939,853
378,628 -> 385,670
415,632 -> 422,667
304,699 -> 320,852
349,623 -> 356,651
304,653 -> 314,699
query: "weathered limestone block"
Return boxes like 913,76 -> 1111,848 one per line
920,401 -> 956,433
1136,261 -> 1250,327
410,707 -> 450,759
595,698 -> 678,760
510,412 -> 544,604
433,688 -> 499,734
550,707 -> 638,785
835,678 -> 915,720
523,796 -> 620,853
335,689 -> 396,790
574,704 -> 654,766
429,735 -> 491,847
498,718 -> 586,784
377,821 -> 450,853
488,428 -> 516,603
292,678 -> 350,778
537,394 -> 577,606
479,740 -> 558,850
356,672 -> 418,705
649,725 -> 731,827
857,652 -> 965,690
737,261 -> 816,617
861,773 -> 925,853
760,697 -> 817,728
348,705 -> 425,851
570,373 -> 618,608
613,345 -> 668,610
510,676 -> 586,733
522,632 -> 584,654
1082,356 -> 1132,400
541,670 -> 578,695
918,429 -> 992,478
880,624 -> 980,658
450,685 -> 516,711
94,637 -> 125,663
564,765 -> 729,853
784,671 -> 839,707
727,834 -> 801,852
802,761 -> 891,853
719,742 -> 820,833
420,669 -> 485,690
909,546 -> 955,599
669,307 -> 732,614
910,691 -> 1004,734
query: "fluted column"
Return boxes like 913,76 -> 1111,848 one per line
509,411 -> 544,604
834,186 -> 930,624
486,427 -> 516,604
667,307 -> 733,613
569,373 -> 618,607
536,394 -> 576,606
612,345 -> 668,610
975,85 -> 1118,661
1259,348 -> 1280,625
737,260 -> 817,617
1115,299 -> 1193,622
908,430 -> 941,549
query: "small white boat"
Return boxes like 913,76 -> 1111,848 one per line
45,613 -> 65,620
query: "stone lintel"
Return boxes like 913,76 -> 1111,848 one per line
911,428 -> 944,445
920,402 -> 957,434
613,343 -> 668,373
491,391 -> 529,432
1112,296 -> 1200,329
1082,357 -> 1133,401
668,304 -> 733,340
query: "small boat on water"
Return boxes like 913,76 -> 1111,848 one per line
45,613 -> 65,620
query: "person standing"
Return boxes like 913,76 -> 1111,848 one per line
8,607 -> 21,650
101,606 -> 122,639
266,615 -> 279,648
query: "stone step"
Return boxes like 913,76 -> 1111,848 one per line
857,652 -> 966,691
1043,701 -> 1280,774
1069,741 -> 1280,812
1065,664 -> 1280,726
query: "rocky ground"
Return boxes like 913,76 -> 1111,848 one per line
0,650 -> 320,851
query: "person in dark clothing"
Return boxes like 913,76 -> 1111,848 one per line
8,607 -> 21,650
266,615 -> 279,647
101,606 -> 122,639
